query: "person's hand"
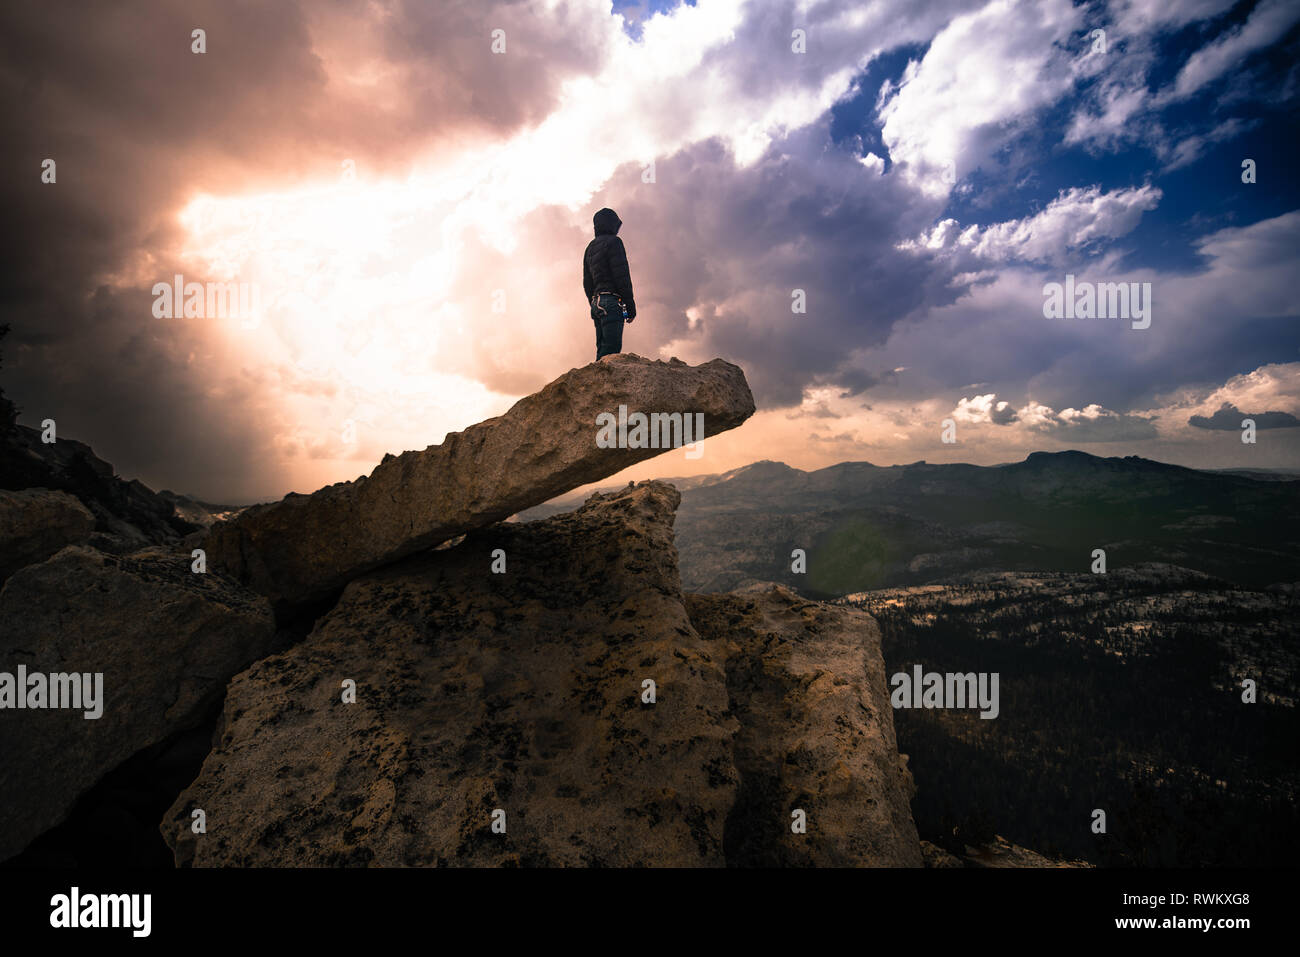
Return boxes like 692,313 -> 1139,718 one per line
625,316 -> 634,324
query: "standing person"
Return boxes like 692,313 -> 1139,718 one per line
582,207 -> 636,360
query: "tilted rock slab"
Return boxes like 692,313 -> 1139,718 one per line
164,482 -> 923,867
0,488 -> 94,583
165,481 -> 739,866
205,354 -> 755,615
685,587 -> 923,866
0,546 -> 276,861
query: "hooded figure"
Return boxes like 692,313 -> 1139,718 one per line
583,207 -> 636,360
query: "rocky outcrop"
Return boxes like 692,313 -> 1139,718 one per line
163,482 -> 922,867
685,586 -> 922,866
156,490 -> 244,530
204,355 -> 756,616
0,488 -> 94,582
0,546 -> 276,861
2,353 -> 935,868
0,423 -> 199,549
165,481 -> 738,866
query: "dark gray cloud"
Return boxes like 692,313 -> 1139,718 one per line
577,124 -> 941,408
1189,402 -> 1300,430
1039,412 -> 1159,443
0,0 -> 606,499
989,403 -> 1019,425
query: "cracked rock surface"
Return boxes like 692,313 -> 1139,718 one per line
165,481 -> 921,867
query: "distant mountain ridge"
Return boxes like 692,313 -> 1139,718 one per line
517,451 -> 1300,593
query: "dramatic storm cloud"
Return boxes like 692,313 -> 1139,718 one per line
2,0 -> 1298,501
1190,402 -> 1300,430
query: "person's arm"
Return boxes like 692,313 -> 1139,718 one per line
583,250 -> 594,302
608,237 -> 636,320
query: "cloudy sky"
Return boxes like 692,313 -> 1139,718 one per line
3,0 -> 1298,502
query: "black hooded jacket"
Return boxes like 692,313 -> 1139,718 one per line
583,208 -> 636,319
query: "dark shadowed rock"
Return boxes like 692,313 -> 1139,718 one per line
0,488 -> 94,582
920,837 -> 1092,868
165,481 -> 739,866
685,586 -> 923,866
0,546 -> 276,861
0,424 -> 199,550
203,355 -> 755,616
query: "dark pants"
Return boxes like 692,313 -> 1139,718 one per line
592,292 -> 625,359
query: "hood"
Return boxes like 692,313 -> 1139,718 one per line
593,207 -> 622,236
